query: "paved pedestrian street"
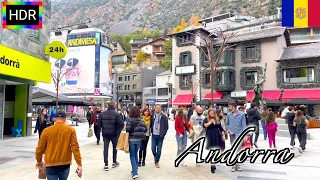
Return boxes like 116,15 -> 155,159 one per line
0,120 -> 320,180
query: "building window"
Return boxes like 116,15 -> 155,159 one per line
118,85 -> 123,90
182,55 -> 189,65
133,75 -> 137,80
217,71 -> 225,85
245,46 -> 256,59
118,77 -> 123,81
229,71 -> 234,85
29,29 -> 40,43
283,67 -> 314,83
204,73 -> 210,85
127,76 -> 131,81
245,71 -> 258,86
179,34 -> 191,43
158,88 -> 169,96
133,84 -> 137,89
181,75 -> 188,86
125,85 -> 127,90
128,85 -> 130,90
125,76 -> 127,81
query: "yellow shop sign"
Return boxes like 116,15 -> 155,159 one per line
67,38 -> 97,47
0,45 -> 51,83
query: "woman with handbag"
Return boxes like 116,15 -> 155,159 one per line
175,108 -> 190,167
203,108 -> 226,174
138,108 -> 151,167
126,106 -> 147,179
34,107 -> 52,138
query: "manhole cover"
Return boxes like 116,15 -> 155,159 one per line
0,157 -> 16,165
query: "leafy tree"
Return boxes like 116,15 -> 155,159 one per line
161,60 -> 172,70
189,16 -> 201,26
268,0 -> 279,15
135,49 -> 149,66
161,39 -> 172,70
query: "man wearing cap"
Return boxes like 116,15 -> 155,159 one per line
35,110 -> 82,179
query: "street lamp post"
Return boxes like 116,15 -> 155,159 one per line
167,83 -> 173,119
117,84 -> 123,109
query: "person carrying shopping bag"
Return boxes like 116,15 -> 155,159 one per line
175,108 -> 190,167
126,106 -> 147,179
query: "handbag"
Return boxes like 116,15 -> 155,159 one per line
38,166 -> 46,179
87,128 -> 93,137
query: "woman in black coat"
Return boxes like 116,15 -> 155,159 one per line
34,107 -> 52,138
126,106 -> 147,179
203,108 -> 226,174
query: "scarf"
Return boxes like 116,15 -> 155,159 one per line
142,115 -> 151,126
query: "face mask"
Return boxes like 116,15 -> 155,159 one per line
43,112 -> 47,115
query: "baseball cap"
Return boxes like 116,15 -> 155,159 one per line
55,110 -> 66,118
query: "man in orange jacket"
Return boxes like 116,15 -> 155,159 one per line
35,110 -> 82,179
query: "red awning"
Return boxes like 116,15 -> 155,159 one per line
173,94 -> 195,106
203,92 -> 223,100
246,90 -> 282,101
282,89 -> 320,101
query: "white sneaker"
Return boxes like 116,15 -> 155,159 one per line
132,175 -> 138,179
290,146 -> 294,149
298,147 -> 303,154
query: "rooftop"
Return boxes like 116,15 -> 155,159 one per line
157,70 -> 172,76
69,27 -> 104,34
215,27 -> 290,44
278,43 -> 320,61
168,26 -> 211,36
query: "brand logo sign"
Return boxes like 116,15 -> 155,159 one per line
296,7 -> 307,19
2,2 -> 42,29
67,38 -> 97,47
157,99 -> 168,102
0,44 -> 51,83
94,88 -> 100,95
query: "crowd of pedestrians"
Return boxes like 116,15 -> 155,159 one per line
34,99 -> 309,179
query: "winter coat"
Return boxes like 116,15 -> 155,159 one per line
99,107 -> 124,137
247,108 -> 261,126
126,117 -> 147,140
266,122 -> 278,134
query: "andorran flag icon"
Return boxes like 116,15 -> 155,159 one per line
282,0 -> 320,27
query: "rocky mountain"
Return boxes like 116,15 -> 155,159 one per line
51,0 -> 281,35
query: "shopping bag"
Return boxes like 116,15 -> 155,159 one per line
123,133 -> 129,153
116,131 -> 127,151
87,128 -> 93,137
38,167 -> 46,179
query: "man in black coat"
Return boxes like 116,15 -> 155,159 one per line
98,101 -> 124,171
150,104 -> 169,168
247,102 -> 261,148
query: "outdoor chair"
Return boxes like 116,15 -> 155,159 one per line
11,120 -> 23,137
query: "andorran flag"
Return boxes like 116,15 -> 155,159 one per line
282,0 -> 320,27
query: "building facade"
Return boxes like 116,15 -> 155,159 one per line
140,38 -> 166,64
116,67 -> 166,109
0,0 -> 52,139
143,70 -> 172,109
39,27 -> 114,109
130,38 -> 153,60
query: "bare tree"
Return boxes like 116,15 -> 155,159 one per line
181,28 -> 237,107
51,66 -> 75,111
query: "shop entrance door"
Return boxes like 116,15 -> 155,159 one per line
0,83 -> 5,140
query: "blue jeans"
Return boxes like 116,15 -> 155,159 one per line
46,165 -> 70,180
175,132 -> 187,156
151,134 -> 164,163
129,140 -> 141,176
261,121 -> 268,139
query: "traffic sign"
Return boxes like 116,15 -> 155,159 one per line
45,40 -> 68,59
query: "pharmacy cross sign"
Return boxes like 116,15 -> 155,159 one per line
94,88 -> 100,95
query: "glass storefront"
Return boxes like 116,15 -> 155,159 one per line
0,83 -> 4,140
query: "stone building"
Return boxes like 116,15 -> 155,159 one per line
0,0 -> 52,139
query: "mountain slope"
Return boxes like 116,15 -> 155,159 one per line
51,0 -> 281,35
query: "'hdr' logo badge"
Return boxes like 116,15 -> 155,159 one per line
296,7 -> 307,19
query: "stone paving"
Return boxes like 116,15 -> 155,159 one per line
0,120 -> 320,180
0,121 -> 231,180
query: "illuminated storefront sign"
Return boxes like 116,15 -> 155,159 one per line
67,38 -> 97,47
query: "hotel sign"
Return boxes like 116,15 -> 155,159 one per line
175,64 -> 196,75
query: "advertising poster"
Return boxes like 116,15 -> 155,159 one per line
55,46 -> 96,93
99,47 -> 112,96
